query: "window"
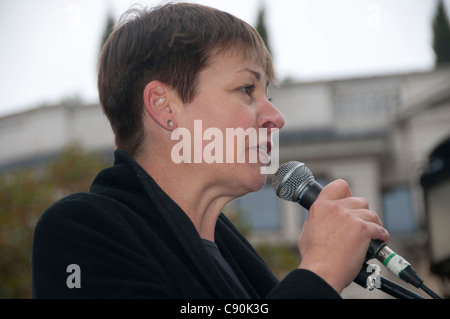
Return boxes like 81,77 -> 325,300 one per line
333,87 -> 399,119
383,187 -> 417,234
235,184 -> 282,230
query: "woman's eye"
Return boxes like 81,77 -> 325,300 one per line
241,84 -> 256,96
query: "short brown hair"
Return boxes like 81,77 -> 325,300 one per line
98,2 -> 275,156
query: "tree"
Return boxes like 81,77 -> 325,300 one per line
432,0 -> 450,65
0,144 -> 111,298
99,10 -> 116,57
255,3 -> 271,54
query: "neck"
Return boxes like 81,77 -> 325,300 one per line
135,149 -> 233,242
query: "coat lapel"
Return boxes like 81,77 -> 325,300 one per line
115,150 -> 243,298
215,214 -> 279,298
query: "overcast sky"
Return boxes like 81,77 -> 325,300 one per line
0,0 -> 449,117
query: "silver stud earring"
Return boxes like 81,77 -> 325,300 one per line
167,120 -> 174,128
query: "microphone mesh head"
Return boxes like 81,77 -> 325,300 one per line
272,161 -> 314,201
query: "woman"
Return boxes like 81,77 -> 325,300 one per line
32,3 -> 389,298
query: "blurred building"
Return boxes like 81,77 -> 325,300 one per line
0,100 -> 114,171
1,65 -> 450,298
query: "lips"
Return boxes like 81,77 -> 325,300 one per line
257,140 -> 272,155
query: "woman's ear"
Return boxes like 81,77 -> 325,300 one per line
143,81 -> 176,130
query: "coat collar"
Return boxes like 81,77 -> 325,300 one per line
113,150 -> 256,298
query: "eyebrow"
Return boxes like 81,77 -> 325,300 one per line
238,68 -> 261,81
238,68 -> 270,88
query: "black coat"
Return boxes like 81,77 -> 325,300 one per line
32,150 -> 340,299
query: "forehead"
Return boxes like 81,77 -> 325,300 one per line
208,43 -> 274,77
206,49 -> 268,81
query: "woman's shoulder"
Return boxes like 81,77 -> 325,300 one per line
34,192 -> 130,238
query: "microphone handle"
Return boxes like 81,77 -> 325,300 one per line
296,180 -> 424,288
297,181 -> 387,259
368,239 -> 386,259
296,180 -> 322,210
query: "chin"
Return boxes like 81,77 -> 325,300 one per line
242,164 -> 268,193
220,163 -> 268,197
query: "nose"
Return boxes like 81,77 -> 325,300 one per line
258,98 -> 285,130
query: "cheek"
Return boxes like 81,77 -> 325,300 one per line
223,120 -> 257,163
195,100 -> 258,161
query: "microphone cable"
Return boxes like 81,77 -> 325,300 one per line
419,282 -> 442,299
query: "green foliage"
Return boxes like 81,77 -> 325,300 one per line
255,4 -> 271,54
433,0 -> 450,65
99,11 -> 116,57
0,144 -> 111,298
255,243 -> 300,280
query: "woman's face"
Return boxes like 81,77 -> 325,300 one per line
175,50 -> 285,196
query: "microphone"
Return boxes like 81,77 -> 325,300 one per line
272,161 -> 424,289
